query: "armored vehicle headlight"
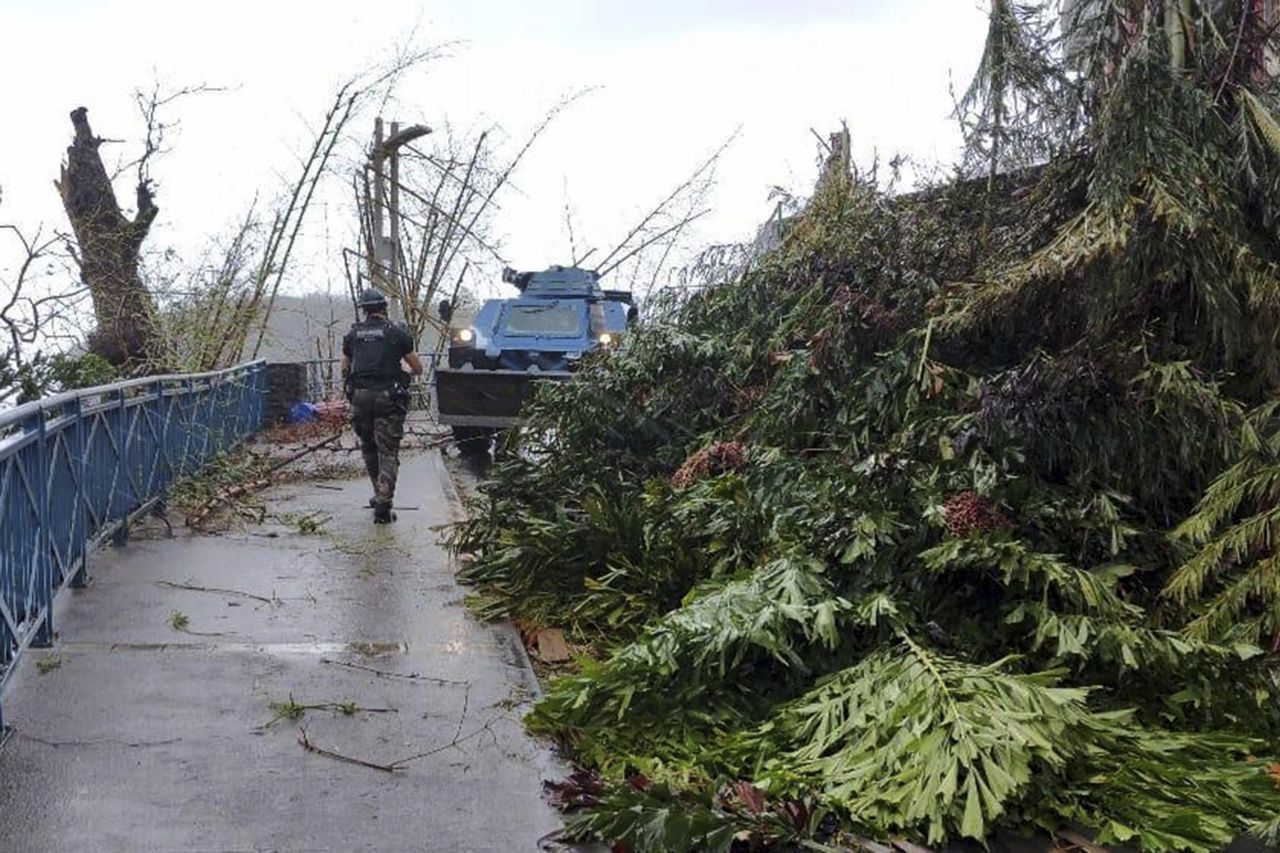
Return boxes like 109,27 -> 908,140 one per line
598,332 -> 615,346
454,328 -> 474,344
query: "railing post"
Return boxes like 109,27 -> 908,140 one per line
147,379 -> 164,497
181,378 -> 193,469
239,367 -> 247,436
68,397 -> 89,588
27,410 -> 54,648
111,388 -> 129,547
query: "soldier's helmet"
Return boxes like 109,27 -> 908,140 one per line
357,288 -> 388,313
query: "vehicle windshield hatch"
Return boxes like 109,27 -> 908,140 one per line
501,302 -> 583,336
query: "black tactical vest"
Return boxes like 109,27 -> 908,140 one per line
343,317 -> 411,389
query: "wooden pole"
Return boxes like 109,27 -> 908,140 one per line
389,121 -> 404,326
371,117 -> 387,290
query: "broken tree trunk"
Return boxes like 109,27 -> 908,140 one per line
57,107 -> 159,367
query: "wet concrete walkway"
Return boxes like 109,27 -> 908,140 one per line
0,451 -> 563,852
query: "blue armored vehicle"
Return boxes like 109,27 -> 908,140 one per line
435,265 -> 635,448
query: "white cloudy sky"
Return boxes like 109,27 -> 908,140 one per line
0,0 -> 990,298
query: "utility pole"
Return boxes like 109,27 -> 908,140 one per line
390,121 -> 402,304
367,118 -> 431,329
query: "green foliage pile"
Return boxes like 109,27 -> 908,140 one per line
453,4 -> 1280,850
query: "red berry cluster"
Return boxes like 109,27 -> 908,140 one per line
671,441 -> 747,488
943,491 -> 1007,537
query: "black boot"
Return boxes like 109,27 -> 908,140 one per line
373,503 -> 395,524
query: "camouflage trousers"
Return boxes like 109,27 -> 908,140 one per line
350,388 -> 406,508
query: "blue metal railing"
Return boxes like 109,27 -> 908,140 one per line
0,361 -> 266,726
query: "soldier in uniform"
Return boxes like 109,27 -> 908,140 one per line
341,289 -> 423,523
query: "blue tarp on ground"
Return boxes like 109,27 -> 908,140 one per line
287,401 -> 318,423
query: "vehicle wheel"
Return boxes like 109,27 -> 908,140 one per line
451,426 -> 491,455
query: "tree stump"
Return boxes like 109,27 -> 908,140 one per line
57,107 -> 158,367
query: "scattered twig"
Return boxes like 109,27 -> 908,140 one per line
264,431 -> 345,475
385,711 -> 504,769
157,580 -> 279,607
297,727 -> 402,773
18,731 -> 182,750
152,507 -> 175,538
319,656 -> 468,686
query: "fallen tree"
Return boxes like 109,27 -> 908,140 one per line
451,3 -> 1280,850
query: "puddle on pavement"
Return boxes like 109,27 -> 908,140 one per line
344,641 -> 408,656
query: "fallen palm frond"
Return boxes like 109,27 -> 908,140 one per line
450,4 -> 1280,851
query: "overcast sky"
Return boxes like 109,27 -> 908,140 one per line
0,0 -> 990,298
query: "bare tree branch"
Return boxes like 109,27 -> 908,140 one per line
358,90 -> 591,345
595,129 -> 738,273
247,45 -> 440,359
